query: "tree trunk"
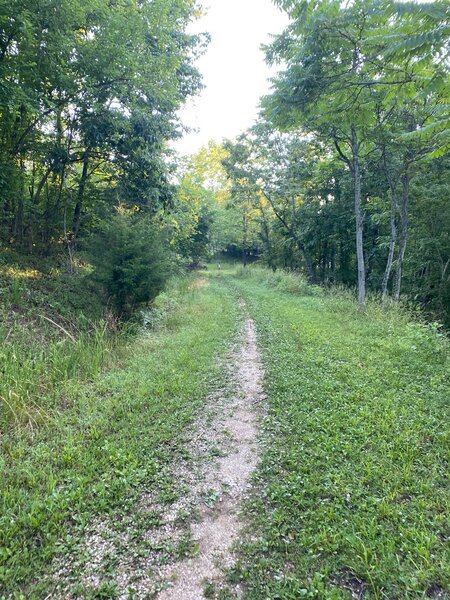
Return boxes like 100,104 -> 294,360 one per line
382,200 -> 397,304
297,240 -> 316,283
14,196 -> 24,244
380,149 -> 398,304
27,167 -> 51,254
242,209 -> 248,267
321,240 -> 328,283
394,166 -> 410,300
13,160 -> 25,245
351,126 -> 366,308
262,189 -> 316,283
330,246 -> 336,283
259,203 -> 276,271
72,151 -> 89,241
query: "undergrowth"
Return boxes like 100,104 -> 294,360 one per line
0,251 -> 120,429
235,265 -> 323,298
234,265 -> 441,332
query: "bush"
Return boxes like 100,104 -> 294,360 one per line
89,214 -> 171,316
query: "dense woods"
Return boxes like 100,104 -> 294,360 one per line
0,0 -> 448,323
215,0 -> 449,322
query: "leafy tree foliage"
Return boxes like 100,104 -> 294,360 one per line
171,142 -> 260,264
0,0 -> 203,256
263,0 -> 448,308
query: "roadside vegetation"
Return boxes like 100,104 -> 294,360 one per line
230,268 -> 449,599
0,250 -> 115,428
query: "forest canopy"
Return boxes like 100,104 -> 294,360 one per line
0,0 -> 204,250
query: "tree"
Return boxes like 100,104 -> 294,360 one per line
0,0 -> 204,256
381,0 -> 450,157
224,125 -> 320,280
263,0 -> 446,306
89,213 -> 171,316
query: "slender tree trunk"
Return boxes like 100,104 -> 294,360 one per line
262,189 -> 316,283
242,209 -> 248,267
382,199 -> 397,304
381,150 -> 398,304
259,203 -> 276,271
351,126 -> 366,308
321,240 -> 328,282
330,247 -> 336,284
3,197 -> 11,238
27,167 -> 51,254
394,166 -> 410,300
72,151 -> 89,241
290,194 -> 315,282
366,224 -> 379,286
13,160 -> 25,244
296,240 -> 316,283
14,196 -> 24,244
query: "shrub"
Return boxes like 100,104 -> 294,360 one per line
89,214 -> 171,316
234,266 -> 323,297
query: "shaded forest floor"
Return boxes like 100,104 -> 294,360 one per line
1,265 -> 449,599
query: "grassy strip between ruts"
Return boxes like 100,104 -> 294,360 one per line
0,276 -> 238,598
228,270 -> 449,600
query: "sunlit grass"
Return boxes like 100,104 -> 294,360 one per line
1,265 -> 42,279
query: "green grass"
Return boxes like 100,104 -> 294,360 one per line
0,276 -> 239,597
227,269 -> 449,599
0,251 -> 116,428
2,260 -> 449,598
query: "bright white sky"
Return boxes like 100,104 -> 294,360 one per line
173,0 -> 289,156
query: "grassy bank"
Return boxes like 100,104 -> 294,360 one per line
0,251 -> 117,429
0,274 -> 238,597
230,268 -> 449,600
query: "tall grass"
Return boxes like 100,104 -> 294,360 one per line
234,265 -> 323,297
0,316 -> 120,430
234,265 -> 446,335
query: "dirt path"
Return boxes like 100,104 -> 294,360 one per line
157,315 -> 263,598
47,306 -> 264,599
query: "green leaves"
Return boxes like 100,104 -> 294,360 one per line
0,0 -> 203,251
88,213 -> 172,316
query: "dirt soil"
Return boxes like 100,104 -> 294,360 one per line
157,314 -> 264,599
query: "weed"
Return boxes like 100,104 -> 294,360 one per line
0,276 -> 238,596
2,262 -> 448,599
